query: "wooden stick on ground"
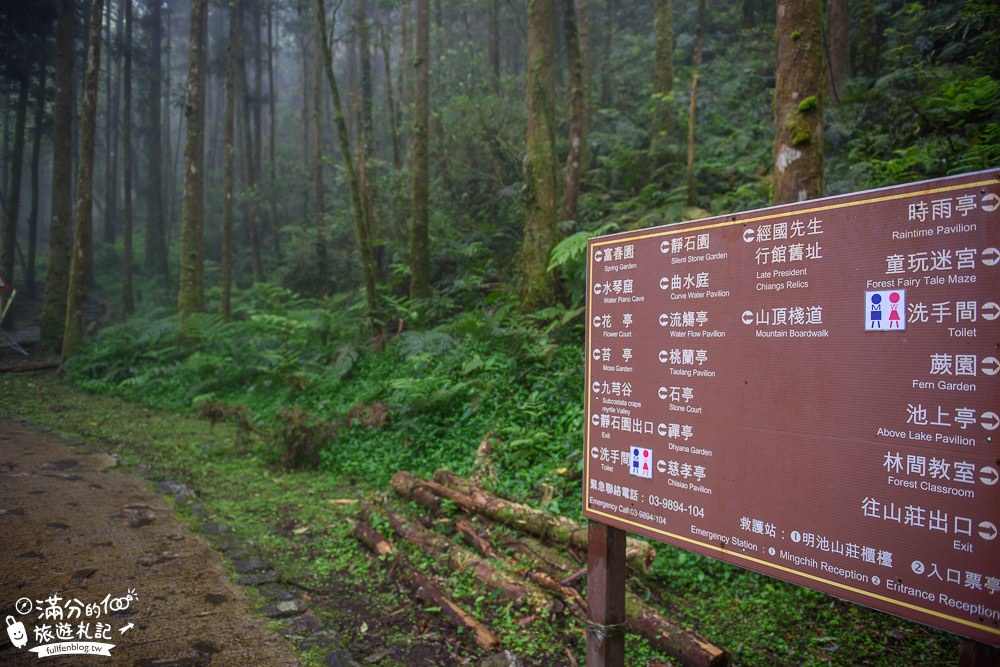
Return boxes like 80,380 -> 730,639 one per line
353,521 -> 500,651
382,509 -> 554,613
430,469 -> 656,572
626,591 -> 730,667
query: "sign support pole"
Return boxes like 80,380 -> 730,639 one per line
586,520 -> 626,667
959,638 -> 999,666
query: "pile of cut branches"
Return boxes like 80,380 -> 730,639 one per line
354,467 -> 729,666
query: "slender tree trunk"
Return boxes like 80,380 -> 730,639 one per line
520,0 -> 559,309
378,16 -> 401,171
487,0 -> 500,87
600,0 -> 615,107
2,74 -> 30,289
562,0 -> 590,223
146,0 -> 169,284
221,0 -> 237,321
312,19 -> 326,285
316,0 -> 378,335
162,1 -> 174,245
63,0 -> 105,360
299,22 -> 311,226
399,0 -> 411,148
123,0 -> 134,315
41,0 -> 75,349
103,0 -> 118,245
236,2 -> 263,281
652,0 -> 673,144
409,0 -> 430,299
178,0 -> 208,334
686,0 -> 704,206
742,0 -> 755,30
826,0 -> 849,104
26,61 -> 48,299
267,5 -> 279,256
773,0 -> 823,204
252,0 -> 265,253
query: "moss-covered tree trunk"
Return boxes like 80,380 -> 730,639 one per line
40,0 -> 74,349
316,0 -> 379,335
409,0 -> 430,300
122,0 -> 134,316
652,0 -> 673,144
562,0 -> 590,223
520,0 -> 559,310
772,0 -> 823,204
178,0 -> 208,335
62,0 -> 105,360
220,0 -> 237,321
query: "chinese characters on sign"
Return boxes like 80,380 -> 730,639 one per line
583,171 -> 1000,646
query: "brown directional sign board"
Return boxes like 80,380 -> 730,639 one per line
583,170 -> 1000,645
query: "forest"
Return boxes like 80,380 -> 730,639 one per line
0,0 -> 998,665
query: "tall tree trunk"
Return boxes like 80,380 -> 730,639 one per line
599,0 -> 615,107
316,0 -> 379,335
773,0 -> 824,204
178,0 -> 208,334
378,16 -> 401,171
103,0 -> 118,245
1,74 -> 29,289
162,1 -> 174,246
252,0 -> 265,253
742,0 -> 755,30
267,5 -> 279,256
487,0 -> 500,87
686,0 -> 705,206
520,0 -> 559,310
26,61 -> 48,299
408,0 -> 430,299
236,1 -> 263,281
826,0 -> 849,104
221,0 -> 237,321
652,0 -> 673,144
312,17 -> 326,286
299,19 -> 311,226
146,0 -> 169,284
562,0 -> 590,223
123,0 -> 134,315
63,0 -> 105,360
41,0 -> 75,349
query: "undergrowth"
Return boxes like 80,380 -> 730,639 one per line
64,283 -> 587,512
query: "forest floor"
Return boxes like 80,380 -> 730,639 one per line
0,364 -> 513,667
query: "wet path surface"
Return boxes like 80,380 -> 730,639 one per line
0,418 -> 301,666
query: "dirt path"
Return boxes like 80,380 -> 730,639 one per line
0,418 -> 302,666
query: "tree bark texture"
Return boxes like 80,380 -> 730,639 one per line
520,0 -> 560,310
221,0 -> 237,321
27,61 -> 47,298
40,0 -> 74,349
652,0 -> 673,143
178,0 -> 209,333
317,0 -> 379,335
312,14 -> 327,284
772,0 -> 823,204
562,0 -> 590,223
122,0 -> 134,315
62,0 -> 106,360
408,0 -> 430,299
857,0 -> 878,78
826,0 -> 849,104
1,74 -> 29,289
145,0 -> 169,284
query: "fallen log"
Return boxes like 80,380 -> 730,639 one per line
391,471 -> 441,512
430,470 -> 656,572
382,509 -> 553,613
455,517 -> 503,560
0,362 -> 58,373
625,591 -> 730,667
353,521 -> 500,651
